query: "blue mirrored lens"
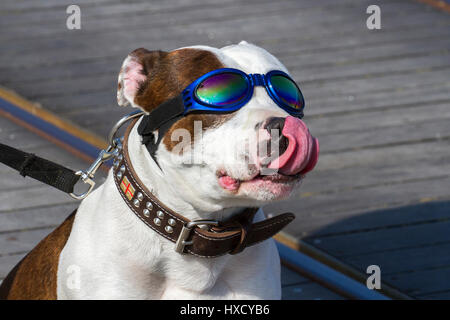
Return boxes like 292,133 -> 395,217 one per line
196,72 -> 248,106
270,75 -> 303,110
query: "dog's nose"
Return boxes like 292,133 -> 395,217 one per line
264,117 -> 289,156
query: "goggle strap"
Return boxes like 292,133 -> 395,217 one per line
137,94 -> 185,170
137,94 -> 185,135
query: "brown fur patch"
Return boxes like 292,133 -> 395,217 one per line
128,47 -> 236,151
0,211 -> 76,300
163,113 -> 234,151
132,48 -> 223,111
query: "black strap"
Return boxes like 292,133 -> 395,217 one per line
0,143 -> 80,194
137,95 -> 185,136
137,94 -> 185,168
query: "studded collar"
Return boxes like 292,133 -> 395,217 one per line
112,118 -> 295,258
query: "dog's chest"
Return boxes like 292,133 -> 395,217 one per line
56,131 -> 281,299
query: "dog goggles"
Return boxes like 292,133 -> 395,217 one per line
139,68 -> 305,135
138,68 -> 305,164
183,68 -> 304,117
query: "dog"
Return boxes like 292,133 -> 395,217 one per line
0,41 -> 319,299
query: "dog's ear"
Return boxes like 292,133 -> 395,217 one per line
117,48 -> 167,110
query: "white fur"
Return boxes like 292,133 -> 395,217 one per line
57,42 -> 304,299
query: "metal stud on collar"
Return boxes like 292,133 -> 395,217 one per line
153,218 -> 162,226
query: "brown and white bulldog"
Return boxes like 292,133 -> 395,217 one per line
0,41 -> 319,299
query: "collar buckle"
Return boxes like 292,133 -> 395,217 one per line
175,220 -> 219,254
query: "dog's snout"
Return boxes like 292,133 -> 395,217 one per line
264,117 -> 289,156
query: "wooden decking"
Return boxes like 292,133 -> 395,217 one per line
1,0 -> 450,298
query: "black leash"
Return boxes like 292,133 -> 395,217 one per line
0,143 -> 80,194
0,110 -> 144,200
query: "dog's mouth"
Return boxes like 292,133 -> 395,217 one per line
216,117 -> 319,197
217,170 -> 303,193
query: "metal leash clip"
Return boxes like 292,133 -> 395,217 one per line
70,110 -> 145,200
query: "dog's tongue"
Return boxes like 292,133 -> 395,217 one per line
268,116 -> 319,175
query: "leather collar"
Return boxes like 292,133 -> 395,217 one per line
112,118 -> 295,258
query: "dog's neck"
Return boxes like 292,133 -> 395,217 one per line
126,120 -> 245,222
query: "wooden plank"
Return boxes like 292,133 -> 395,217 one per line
2,26 -> 447,98
266,175 -> 450,237
59,106 -> 132,130
271,22 -> 450,60
0,117 -> 27,134
0,0 -> 124,11
2,57 -> 121,85
37,91 -> 117,113
382,265 -> 450,297
0,0 -> 259,25
0,252 -> 26,280
282,36 -> 450,69
306,81 -> 450,115
13,74 -> 115,99
0,128 -> 57,150
312,138 -> 450,173
302,69 -> 450,98
309,101 -> 450,137
1,0 -> 344,26
282,282 -> 345,300
0,184 -> 76,213
3,22 -> 449,84
281,266 -> 311,286
292,54 -> 450,85
0,1 -> 358,42
0,3 -> 440,65
1,1 -> 415,41
0,227 -> 54,256
304,143 -> 450,200
417,290 -> 450,300
306,217 -> 450,257
343,241 -> 450,275
0,203 -> 77,234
